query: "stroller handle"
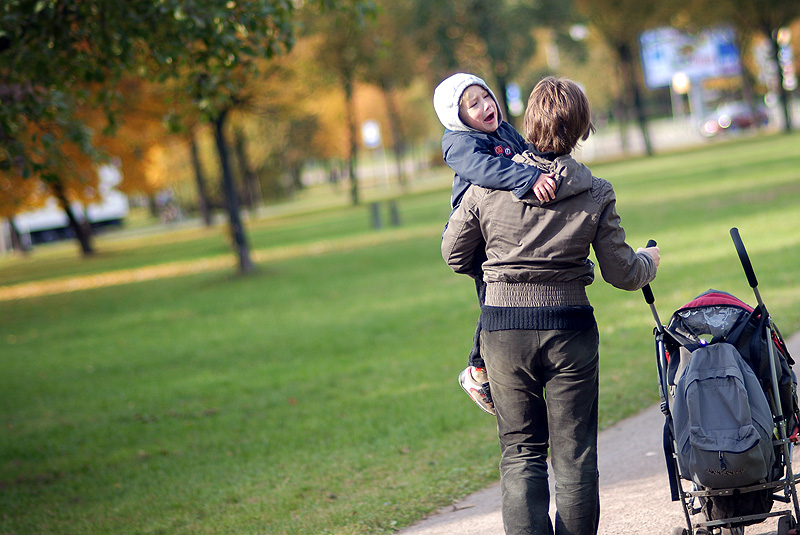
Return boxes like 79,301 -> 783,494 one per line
642,239 -> 657,305
730,227 -> 758,289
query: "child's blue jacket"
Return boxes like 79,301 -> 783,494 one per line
443,121 -> 542,209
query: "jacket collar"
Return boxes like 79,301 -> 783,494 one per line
514,150 -> 593,205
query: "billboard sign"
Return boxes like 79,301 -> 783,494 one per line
640,26 -> 741,89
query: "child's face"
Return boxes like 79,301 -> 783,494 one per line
459,85 -> 499,133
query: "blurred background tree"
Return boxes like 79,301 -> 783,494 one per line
683,0 -> 800,132
2,0 -> 798,259
0,0 -> 371,269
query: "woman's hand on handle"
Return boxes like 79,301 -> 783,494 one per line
637,246 -> 661,268
640,240 -> 661,321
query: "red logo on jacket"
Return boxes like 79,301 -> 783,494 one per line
494,145 -> 513,157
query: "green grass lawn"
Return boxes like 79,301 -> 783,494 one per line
2,132 -> 800,534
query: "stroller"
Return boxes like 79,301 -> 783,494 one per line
642,229 -> 800,535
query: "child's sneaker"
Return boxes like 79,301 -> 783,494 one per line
459,366 -> 496,415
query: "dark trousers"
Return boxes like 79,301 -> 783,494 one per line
468,246 -> 488,369
468,277 -> 486,368
481,326 -> 600,535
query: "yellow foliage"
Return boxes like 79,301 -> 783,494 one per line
144,140 -> 193,191
85,76 -> 189,196
305,81 -> 406,159
0,170 -> 47,219
4,113 -> 102,212
309,91 -> 350,159
1,75 -> 187,220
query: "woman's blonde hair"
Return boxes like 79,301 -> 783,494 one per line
523,76 -> 595,155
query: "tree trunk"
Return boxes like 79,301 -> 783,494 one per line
8,218 -> 31,254
610,59 -> 630,154
384,88 -> 407,189
148,194 -> 159,218
344,73 -> 359,206
214,109 -> 254,274
48,179 -> 94,256
234,128 -> 261,213
613,95 -> 630,154
618,42 -> 653,156
740,71 -> 760,131
190,134 -> 213,227
290,164 -> 304,191
232,128 -> 252,212
494,73 -> 512,129
734,32 -> 762,133
768,32 -> 793,133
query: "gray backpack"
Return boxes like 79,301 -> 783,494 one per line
672,341 -> 774,489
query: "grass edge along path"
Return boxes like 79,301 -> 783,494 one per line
0,224 -> 441,302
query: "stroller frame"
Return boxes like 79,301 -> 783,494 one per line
642,229 -> 800,535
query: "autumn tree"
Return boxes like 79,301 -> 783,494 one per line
302,2 -> 381,205
356,0 -> 422,188
730,1 -> 800,132
2,1 -> 371,267
1,4 -> 180,254
0,2 -> 264,258
129,52 -> 325,223
152,1 -> 375,271
247,67 -> 324,196
410,0 -> 575,128
52,78 -> 177,254
188,132 -> 214,226
679,0 -> 800,132
0,113 -> 105,254
0,165 -> 44,253
573,0 -> 682,156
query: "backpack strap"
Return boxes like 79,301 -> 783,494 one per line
663,414 -> 681,501
772,321 -> 795,366
663,330 -> 699,386
749,307 -> 770,385
725,306 -> 760,347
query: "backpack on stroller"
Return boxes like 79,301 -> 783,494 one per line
642,229 -> 800,535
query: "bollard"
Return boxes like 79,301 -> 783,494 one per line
370,202 -> 382,229
389,200 -> 401,226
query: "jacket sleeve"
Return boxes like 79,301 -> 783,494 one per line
591,184 -> 657,291
442,187 -> 485,278
443,132 -> 541,199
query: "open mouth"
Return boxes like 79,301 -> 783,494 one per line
485,111 -> 496,124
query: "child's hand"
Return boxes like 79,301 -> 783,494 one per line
532,172 -> 557,202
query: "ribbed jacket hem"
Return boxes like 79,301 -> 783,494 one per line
481,305 -> 595,331
485,281 -> 590,307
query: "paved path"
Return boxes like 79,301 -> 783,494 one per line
398,333 -> 800,535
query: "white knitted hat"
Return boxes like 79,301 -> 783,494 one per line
433,73 -> 503,132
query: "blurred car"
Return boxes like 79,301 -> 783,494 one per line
700,102 -> 768,137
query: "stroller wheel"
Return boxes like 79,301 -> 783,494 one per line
671,527 -> 689,535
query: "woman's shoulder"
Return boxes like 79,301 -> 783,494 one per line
589,175 -> 615,204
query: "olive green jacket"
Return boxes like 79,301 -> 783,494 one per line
441,151 -> 656,309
